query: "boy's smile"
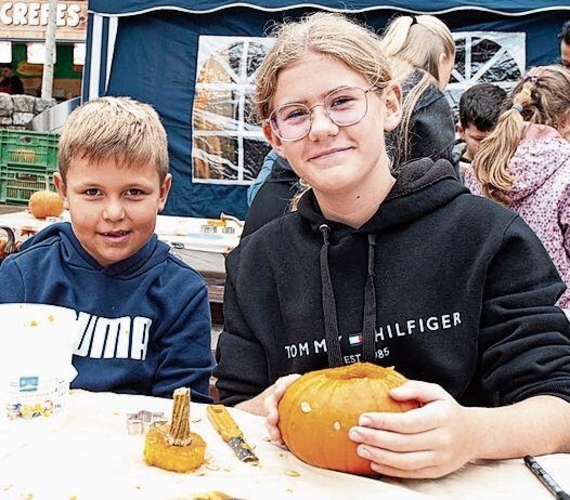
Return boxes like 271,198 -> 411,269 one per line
54,155 -> 171,267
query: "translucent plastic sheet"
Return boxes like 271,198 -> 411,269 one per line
192,36 -> 273,184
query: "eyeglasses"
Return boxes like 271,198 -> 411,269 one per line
267,85 -> 377,142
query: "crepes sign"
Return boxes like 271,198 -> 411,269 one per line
0,1 -> 87,41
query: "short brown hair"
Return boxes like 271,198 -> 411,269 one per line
58,96 -> 169,182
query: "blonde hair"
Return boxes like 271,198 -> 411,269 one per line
58,96 -> 169,182
379,15 -> 455,84
380,15 -> 455,165
255,12 -> 393,122
473,65 -> 570,204
255,13 -> 394,208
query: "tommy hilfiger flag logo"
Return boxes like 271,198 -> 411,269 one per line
348,333 -> 363,346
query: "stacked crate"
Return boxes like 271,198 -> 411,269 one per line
0,130 -> 59,204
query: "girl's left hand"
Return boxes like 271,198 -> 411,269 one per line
348,380 -> 479,478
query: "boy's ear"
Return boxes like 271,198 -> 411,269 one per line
53,172 -> 69,210
263,121 -> 285,157
158,173 -> 172,212
383,82 -> 403,132
457,123 -> 466,140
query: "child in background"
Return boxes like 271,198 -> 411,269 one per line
455,83 -> 507,176
465,66 -> 570,309
0,97 -> 215,402
379,14 -> 457,169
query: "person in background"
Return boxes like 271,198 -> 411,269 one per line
379,14 -> 457,172
0,96 -> 215,402
559,20 -> 570,68
242,151 -> 299,237
455,83 -> 507,177
465,65 -> 570,310
214,12 -> 570,479
0,63 -> 23,95
246,150 -> 280,206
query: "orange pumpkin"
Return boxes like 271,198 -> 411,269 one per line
28,190 -> 64,219
278,363 -> 419,475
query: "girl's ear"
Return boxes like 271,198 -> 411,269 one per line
53,172 -> 69,210
263,121 -> 285,157
383,82 -> 403,133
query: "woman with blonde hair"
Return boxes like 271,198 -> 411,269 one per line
214,12 -> 570,479
380,15 -> 457,169
465,65 -> 570,308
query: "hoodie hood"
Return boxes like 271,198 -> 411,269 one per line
504,125 -> 570,203
298,157 -> 467,236
22,221 -> 167,279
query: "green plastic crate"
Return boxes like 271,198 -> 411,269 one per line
0,163 -> 56,204
0,129 -> 59,170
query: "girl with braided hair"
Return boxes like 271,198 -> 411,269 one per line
465,65 -> 570,308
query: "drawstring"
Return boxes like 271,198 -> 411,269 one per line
319,224 -> 343,367
319,225 -> 377,367
363,234 -> 377,363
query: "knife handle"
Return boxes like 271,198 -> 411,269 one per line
206,404 -> 243,441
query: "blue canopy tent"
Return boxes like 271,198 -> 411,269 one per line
85,0 -> 570,219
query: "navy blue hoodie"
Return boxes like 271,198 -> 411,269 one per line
0,223 -> 215,402
215,158 -> 570,407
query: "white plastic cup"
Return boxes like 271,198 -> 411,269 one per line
0,303 -> 78,438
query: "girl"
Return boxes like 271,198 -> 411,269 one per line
214,13 -> 570,479
379,15 -> 457,169
465,66 -> 570,308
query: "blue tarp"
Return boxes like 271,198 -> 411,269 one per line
85,1 -> 570,219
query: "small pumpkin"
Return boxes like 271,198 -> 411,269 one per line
28,190 -> 64,219
278,363 -> 419,475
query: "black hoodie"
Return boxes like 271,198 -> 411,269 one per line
215,159 -> 570,407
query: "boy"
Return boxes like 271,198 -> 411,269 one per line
455,83 -> 507,176
0,97 -> 215,402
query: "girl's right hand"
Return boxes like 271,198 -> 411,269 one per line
264,374 -> 301,444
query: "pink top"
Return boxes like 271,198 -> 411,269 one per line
465,125 -> 570,308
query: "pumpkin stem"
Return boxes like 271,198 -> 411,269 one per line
166,387 -> 193,446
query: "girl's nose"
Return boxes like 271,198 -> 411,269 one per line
307,105 -> 339,140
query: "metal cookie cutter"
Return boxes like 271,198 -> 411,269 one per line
126,410 -> 168,435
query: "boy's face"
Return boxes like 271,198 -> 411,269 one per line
457,123 -> 490,161
54,155 -> 171,267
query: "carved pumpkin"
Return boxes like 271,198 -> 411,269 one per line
28,190 -> 64,219
144,388 -> 206,473
278,363 -> 419,475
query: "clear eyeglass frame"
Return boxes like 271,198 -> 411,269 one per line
267,85 -> 377,142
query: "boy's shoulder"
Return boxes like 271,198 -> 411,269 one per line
163,247 -> 208,285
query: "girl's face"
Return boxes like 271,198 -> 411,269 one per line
264,53 -> 401,200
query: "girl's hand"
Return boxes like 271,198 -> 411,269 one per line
264,374 -> 302,444
348,380 -> 480,478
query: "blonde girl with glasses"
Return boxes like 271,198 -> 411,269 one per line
465,65 -> 570,309
379,15 -> 457,169
214,13 -> 570,479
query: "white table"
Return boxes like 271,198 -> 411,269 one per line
0,210 -> 243,278
1,390 -> 568,500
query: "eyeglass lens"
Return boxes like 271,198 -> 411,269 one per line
270,87 -> 369,141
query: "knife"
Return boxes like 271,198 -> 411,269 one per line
206,404 -> 259,465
